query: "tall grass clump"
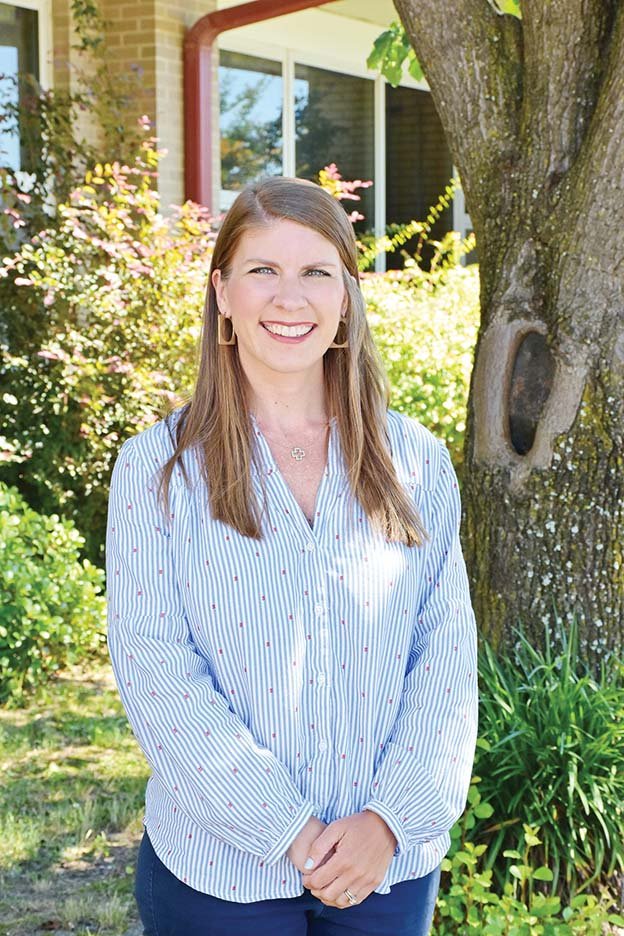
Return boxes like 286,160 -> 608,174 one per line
475,616 -> 624,897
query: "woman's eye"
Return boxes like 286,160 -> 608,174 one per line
250,266 -> 275,275
305,269 -> 331,277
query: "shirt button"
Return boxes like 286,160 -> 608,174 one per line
314,603 -> 325,616
318,740 -> 328,753
317,673 -> 326,686
306,542 -> 315,553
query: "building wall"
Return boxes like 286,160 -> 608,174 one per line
152,0 -> 219,210
51,0 -> 219,211
50,0 -> 72,93
98,0 -> 158,130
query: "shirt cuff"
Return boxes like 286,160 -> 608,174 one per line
261,801 -> 316,866
362,801 -> 406,857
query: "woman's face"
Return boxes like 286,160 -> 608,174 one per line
212,219 -> 348,382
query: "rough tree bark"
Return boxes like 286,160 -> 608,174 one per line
394,0 -> 624,658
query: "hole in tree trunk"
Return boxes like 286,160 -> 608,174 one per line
508,331 -> 555,455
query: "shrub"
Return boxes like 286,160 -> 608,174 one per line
474,618 -> 624,898
0,481 -> 106,704
0,135 -> 215,565
363,265 -> 479,472
434,776 -> 624,934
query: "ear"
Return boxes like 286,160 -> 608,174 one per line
341,272 -> 355,317
212,268 -> 229,316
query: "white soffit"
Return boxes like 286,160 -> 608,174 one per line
216,0 -> 397,27
321,0 -> 397,27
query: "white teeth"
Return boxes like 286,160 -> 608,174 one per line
263,323 -> 314,337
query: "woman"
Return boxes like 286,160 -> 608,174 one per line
106,176 -> 478,936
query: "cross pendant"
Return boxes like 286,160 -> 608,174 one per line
291,447 -> 306,461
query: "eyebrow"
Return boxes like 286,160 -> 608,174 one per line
243,258 -> 338,268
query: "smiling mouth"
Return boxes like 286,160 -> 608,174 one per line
262,323 -> 316,337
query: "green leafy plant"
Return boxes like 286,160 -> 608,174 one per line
364,264 -> 479,473
435,776 -> 624,933
357,178 -> 475,276
367,21 -> 424,87
317,162 -> 373,224
474,616 -> 624,897
317,164 -> 474,278
0,481 -> 106,704
0,134 -> 216,565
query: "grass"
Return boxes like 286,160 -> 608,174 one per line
0,661 -> 147,936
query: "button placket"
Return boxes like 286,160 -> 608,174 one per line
305,548 -> 333,764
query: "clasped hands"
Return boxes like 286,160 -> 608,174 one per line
286,810 -> 397,909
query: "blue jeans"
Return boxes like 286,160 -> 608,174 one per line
135,831 -> 441,936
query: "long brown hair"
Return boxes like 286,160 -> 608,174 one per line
158,176 -> 429,547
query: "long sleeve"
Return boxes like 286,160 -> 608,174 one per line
362,440 -> 479,855
105,436 -> 315,865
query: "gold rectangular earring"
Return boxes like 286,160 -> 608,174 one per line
329,318 -> 348,348
217,314 -> 236,346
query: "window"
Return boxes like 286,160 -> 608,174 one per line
294,63 -> 375,230
0,2 -> 39,172
216,39 -> 462,256
385,85 -> 454,269
219,50 -> 282,208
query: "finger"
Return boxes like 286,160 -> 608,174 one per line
310,871 -> 358,906
336,880 -> 368,908
302,822 -> 345,874
315,847 -> 335,869
321,876 -> 372,910
302,850 -> 347,891
300,848 -> 335,888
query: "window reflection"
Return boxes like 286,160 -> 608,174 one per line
0,3 -> 39,172
385,85 -> 453,269
219,50 -> 282,202
294,64 -> 375,230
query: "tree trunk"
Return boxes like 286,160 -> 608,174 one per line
394,0 -> 624,658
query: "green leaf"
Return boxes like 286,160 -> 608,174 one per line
497,0 -> 521,15
407,54 -> 424,83
367,22 -> 413,87
366,30 -> 395,72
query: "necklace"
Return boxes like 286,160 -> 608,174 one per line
254,416 -> 331,461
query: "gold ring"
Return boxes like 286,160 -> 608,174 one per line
343,888 -> 358,905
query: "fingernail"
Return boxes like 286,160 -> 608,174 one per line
304,857 -> 314,870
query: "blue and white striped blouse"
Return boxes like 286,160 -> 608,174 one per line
106,407 -> 478,903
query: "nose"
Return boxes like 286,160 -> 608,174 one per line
272,274 -> 308,312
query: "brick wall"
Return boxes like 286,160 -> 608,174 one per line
51,0 -> 219,211
50,0 -> 72,93
152,0 -> 219,211
98,0 -> 158,129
